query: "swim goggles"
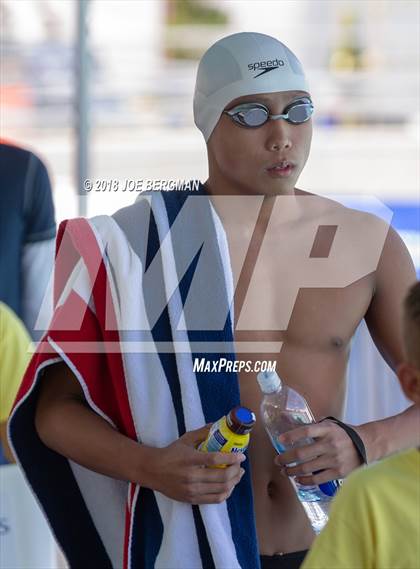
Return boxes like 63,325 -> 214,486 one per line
224,97 -> 314,128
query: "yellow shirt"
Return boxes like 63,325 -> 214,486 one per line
302,448 -> 420,569
0,302 -> 32,422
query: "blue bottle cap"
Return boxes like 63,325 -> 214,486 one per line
227,406 -> 256,434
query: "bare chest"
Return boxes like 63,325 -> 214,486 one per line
226,214 -> 376,352
233,268 -> 374,353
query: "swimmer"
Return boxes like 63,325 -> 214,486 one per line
196,32 -> 418,567
10,32 -> 418,569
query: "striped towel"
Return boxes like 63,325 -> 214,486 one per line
8,184 -> 260,569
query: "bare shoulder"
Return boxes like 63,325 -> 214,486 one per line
296,190 -> 396,254
296,190 -> 415,282
297,189 -> 390,230
332,199 -> 414,276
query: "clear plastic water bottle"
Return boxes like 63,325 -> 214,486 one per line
257,370 -> 342,534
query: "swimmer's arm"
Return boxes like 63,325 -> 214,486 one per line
35,361 -> 157,484
35,361 -> 245,503
365,226 -> 416,370
355,405 -> 420,463
359,226 -> 418,461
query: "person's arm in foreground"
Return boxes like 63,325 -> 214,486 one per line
276,227 -> 418,485
0,303 -> 32,463
301,470 -> 373,569
35,362 -> 245,504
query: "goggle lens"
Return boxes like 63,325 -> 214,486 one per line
238,107 -> 268,127
287,103 -> 312,124
226,100 -> 313,128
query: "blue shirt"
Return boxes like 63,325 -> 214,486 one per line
0,142 -> 56,320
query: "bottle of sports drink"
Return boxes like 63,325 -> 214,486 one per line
257,370 -> 342,534
199,406 -> 256,467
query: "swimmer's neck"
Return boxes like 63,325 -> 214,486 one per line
204,179 -> 309,229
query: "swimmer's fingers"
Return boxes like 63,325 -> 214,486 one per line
179,467 -> 245,505
192,469 -> 245,497
281,455 -> 331,478
198,451 -> 246,469
277,420 -> 363,478
275,440 -> 327,468
179,424 -> 213,448
295,469 -> 340,487
189,490 -> 234,505
193,461 -> 244,483
277,423 -> 328,448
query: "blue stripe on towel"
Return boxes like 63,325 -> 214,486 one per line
131,487 -> 164,568
117,186 -> 260,568
146,205 -> 187,437
10,389 -> 113,568
192,504 -> 217,569
159,187 -> 218,568
161,185 -> 261,569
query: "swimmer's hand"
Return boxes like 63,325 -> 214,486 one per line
141,425 -> 246,505
273,420 -> 365,485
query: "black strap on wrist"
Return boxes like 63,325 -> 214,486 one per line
320,416 -> 368,465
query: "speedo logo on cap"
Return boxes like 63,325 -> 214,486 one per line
248,58 -> 285,78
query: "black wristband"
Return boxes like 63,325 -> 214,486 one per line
320,416 -> 368,465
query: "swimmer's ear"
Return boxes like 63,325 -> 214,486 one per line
397,362 -> 420,405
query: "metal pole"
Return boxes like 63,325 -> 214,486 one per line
76,0 -> 89,217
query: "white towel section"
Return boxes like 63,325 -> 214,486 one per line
152,193 -> 241,569
71,194 -> 244,568
90,213 -> 204,569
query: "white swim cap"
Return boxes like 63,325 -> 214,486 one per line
193,32 -> 310,142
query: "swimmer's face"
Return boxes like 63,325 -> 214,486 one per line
207,90 -> 313,196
